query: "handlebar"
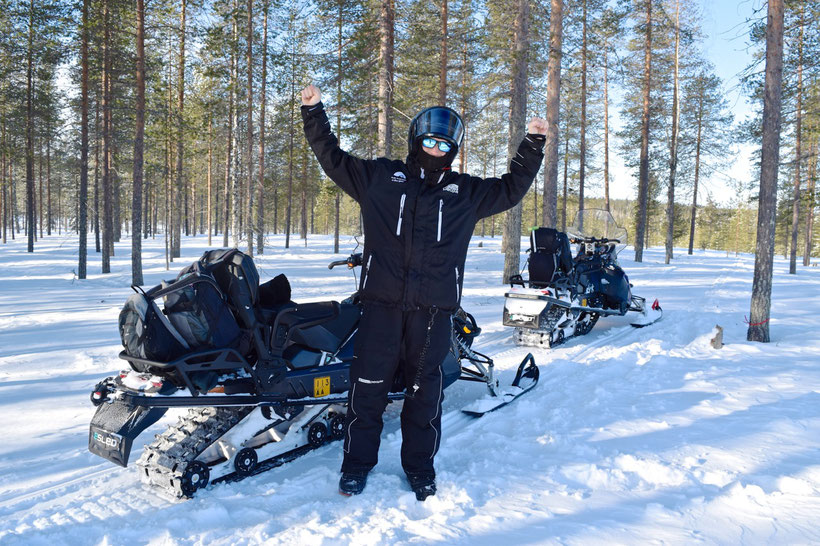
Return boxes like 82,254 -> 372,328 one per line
328,253 -> 363,269
569,236 -> 620,245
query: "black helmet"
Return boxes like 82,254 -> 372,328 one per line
407,106 -> 465,157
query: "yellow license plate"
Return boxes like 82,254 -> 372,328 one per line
314,376 -> 330,398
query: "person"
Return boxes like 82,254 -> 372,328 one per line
301,84 -> 547,500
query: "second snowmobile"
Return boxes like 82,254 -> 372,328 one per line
89,248 -> 538,499
503,209 -> 662,348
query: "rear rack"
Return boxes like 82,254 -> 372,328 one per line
119,348 -> 255,396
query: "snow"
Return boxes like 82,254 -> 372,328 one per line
1,232 -> 819,545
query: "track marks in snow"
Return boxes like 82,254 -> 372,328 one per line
2,237 -> 820,544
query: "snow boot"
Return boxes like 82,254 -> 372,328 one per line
338,472 -> 368,496
407,472 -> 436,501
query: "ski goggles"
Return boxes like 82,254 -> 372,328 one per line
421,137 -> 453,153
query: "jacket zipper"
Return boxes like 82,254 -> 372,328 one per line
396,193 -> 406,236
455,266 -> 460,301
437,199 -> 443,242
362,253 -> 373,289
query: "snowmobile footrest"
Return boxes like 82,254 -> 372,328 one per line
512,353 -> 538,387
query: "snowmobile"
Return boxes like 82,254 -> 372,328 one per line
503,209 -> 662,348
88,248 -> 538,499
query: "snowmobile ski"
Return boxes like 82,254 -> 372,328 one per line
461,354 -> 539,417
630,298 -> 663,328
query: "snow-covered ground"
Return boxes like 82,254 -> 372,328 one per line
1,232 -> 819,545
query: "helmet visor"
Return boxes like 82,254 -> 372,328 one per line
412,108 -> 464,147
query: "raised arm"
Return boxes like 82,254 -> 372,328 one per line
301,84 -> 373,203
470,117 -> 547,219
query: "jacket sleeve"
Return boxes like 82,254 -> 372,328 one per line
302,102 -> 373,203
469,134 -> 545,220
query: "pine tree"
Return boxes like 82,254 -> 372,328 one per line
131,0 -> 145,286
377,0 -> 395,158
501,0 -> 530,283
748,0 -> 785,343
542,0 -> 563,228
682,70 -> 732,255
634,0 -> 652,262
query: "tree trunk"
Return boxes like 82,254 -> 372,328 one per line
144,149 -> 150,239
132,0 -> 146,286
174,0 -> 186,259
258,0 -> 269,254
246,0 -> 255,256
112,136 -> 120,246
439,0 -> 447,104
230,0 -> 240,247
542,0 -> 562,228
603,39 -> 610,212
25,0 -> 35,253
459,42 -> 468,174
377,0 -> 394,158
223,22 -> 235,248
39,139 -> 43,240
688,90 -> 703,255
561,131 -> 569,231
747,0 -> 784,343
300,146 -> 308,240
665,0 -> 680,265
579,0 -> 587,216
166,53 -> 173,268
2,111 -> 7,244
334,0 -> 343,254
502,0 -> 529,283
285,32 -> 295,249
102,0 -> 113,272
804,135 -> 816,266
634,0 -> 652,263
94,89 -> 101,253
789,3 -> 804,274
207,115 -> 213,246
12,155 -> 18,238
47,129 -> 52,236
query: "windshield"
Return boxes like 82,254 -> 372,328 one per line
566,209 -> 628,254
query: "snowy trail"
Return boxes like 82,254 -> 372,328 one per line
1,234 -> 819,544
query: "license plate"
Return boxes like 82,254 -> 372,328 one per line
314,376 -> 330,398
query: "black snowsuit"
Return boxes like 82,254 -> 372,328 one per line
302,102 -> 544,477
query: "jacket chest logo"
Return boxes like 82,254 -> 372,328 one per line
391,171 -> 406,183
442,183 -> 459,194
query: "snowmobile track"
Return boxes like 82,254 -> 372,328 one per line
137,406 -> 255,499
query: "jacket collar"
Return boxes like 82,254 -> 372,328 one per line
406,155 -> 450,184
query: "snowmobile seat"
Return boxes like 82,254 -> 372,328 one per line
528,228 -> 573,287
269,301 -> 359,357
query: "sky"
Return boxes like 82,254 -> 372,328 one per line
698,0 -> 762,202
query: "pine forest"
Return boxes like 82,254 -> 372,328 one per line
0,0 -> 817,340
